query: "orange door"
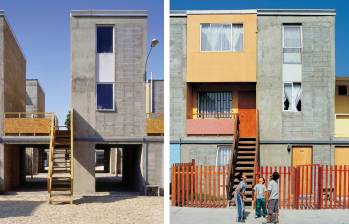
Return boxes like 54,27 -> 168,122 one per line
293,147 -> 312,195
238,91 -> 256,137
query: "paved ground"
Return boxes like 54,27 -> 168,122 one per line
171,206 -> 349,224
0,193 -> 163,224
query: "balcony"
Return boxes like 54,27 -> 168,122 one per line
4,112 -> 54,136
335,114 -> 349,138
146,113 -> 164,135
187,113 -> 238,135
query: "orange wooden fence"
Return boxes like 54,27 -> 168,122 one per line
256,164 -> 349,210
171,163 -> 228,208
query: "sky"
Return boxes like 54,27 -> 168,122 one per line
171,0 -> 349,77
0,0 -> 163,124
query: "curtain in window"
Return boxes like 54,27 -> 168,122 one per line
232,24 -> 243,51
284,83 -> 292,110
293,83 -> 302,111
216,146 -> 231,166
201,24 -> 243,52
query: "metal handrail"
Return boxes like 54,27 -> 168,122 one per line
47,113 -> 55,201
193,112 -> 237,119
4,112 -> 53,119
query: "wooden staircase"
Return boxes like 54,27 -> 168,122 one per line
232,137 -> 257,206
48,111 -> 74,204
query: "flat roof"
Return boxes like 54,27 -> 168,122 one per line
171,9 -> 336,16
71,10 -> 148,17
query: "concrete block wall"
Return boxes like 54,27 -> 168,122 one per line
0,15 -> 26,191
181,144 -> 219,166
257,15 -> 335,165
152,80 -> 164,114
71,15 -> 147,139
26,79 -> 45,113
146,142 -> 164,188
170,16 -> 187,140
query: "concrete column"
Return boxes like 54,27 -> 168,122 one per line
117,148 -> 122,175
73,142 -> 95,195
109,148 -> 116,175
0,143 -> 4,192
104,148 -> 110,173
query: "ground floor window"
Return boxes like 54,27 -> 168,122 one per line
283,82 -> 302,112
216,145 -> 231,166
197,91 -> 232,118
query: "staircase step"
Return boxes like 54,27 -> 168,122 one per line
51,187 -> 71,191
238,145 -> 256,149
237,156 -> 255,160
236,161 -> 255,165
53,170 -> 71,174
235,167 -> 255,171
238,141 -> 256,145
237,151 -> 255,154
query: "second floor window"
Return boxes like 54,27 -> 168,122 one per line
201,24 -> 243,52
97,26 -> 113,53
197,92 -> 232,118
283,25 -> 302,64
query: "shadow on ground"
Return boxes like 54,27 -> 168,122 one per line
74,193 -> 139,204
0,201 -> 43,218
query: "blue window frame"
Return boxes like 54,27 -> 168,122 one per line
97,26 -> 113,53
96,83 -> 114,110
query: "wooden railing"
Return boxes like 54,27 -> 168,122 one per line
47,113 -> 56,198
146,112 -> 164,135
70,109 -> 74,198
256,164 -> 349,210
4,112 -> 53,135
253,110 -> 260,187
172,162 -> 229,208
226,113 -> 239,200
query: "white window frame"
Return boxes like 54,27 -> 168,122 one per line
282,82 -> 302,112
96,82 -> 115,111
96,25 -> 115,111
215,145 -> 231,167
282,25 -> 303,64
200,23 -> 244,52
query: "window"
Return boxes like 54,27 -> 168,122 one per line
96,26 -> 115,111
284,82 -> 302,112
201,24 -> 243,52
283,25 -> 302,64
197,92 -> 232,118
97,26 -> 113,53
338,85 -> 348,96
97,83 -> 114,110
216,145 -> 231,166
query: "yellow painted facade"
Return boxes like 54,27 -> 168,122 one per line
187,13 -> 257,82
335,78 -> 349,137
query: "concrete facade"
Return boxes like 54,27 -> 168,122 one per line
25,79 -> 45,175
0,12 -> 26,192
70,11 -> 163,195
257,13 -> 336,166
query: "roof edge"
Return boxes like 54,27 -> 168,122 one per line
71,10 -> 148,17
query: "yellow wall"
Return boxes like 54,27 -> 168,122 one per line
335,79 -> 349,114
187,14 -> 257,82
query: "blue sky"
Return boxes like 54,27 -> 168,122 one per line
171,0 -> 349,77
0,0 -> 163,124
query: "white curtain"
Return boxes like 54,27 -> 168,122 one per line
284,26 -> 301,48
232,24 -> 243,51
293,83 -> 302,111
201,24 -> 243,52
216,146 -> 231,166
284,83 -> 292,110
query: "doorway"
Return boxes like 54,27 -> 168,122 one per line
293,146 -> 313,195
238,91 -> 256,137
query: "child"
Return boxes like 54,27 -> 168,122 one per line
253,177 -> 267,218
234,173 -> 247,223
267,172 -> 280,224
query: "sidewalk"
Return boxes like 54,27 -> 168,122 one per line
171,206 -> 349,224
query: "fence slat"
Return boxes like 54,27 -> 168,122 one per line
325,165 -> 328,209
204,166 -> 207,208
218,166 -> 221,207
283,166 -> 286,209
172,166 -> 176,206
200,165 -> 203,208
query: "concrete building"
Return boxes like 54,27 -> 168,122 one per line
170,9 -> 341,200
25,79 -> 46,175
0,11 -> 27,192
70,10 -> 163,195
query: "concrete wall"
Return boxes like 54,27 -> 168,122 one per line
71,15 -> 147,139
0,15 -> 26,191
26,79 -> 45,113
257,15 -> 335,165
146,142 -> 163,188
181,144 -> 219,166
170,16 -> 187,139
152,80 -> 164,114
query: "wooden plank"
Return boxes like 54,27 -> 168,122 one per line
208,166 -> 211,207
279,166 -> 282,209
325,165 -> 328,208
200,165 -> 202,207
330,165 -> 333,209
195,165 -> 198,207
288,166 -> 291,209
213,166 -> 216,208
223,166 -> 226,207
191,165 -> 194,206
283,166 -> 286,209
344,165 -> 347,208
339,165 -> 342,208
218,166 -> 221,207
204,166 -> 207,207
4,118 -> 52,134
182,165 -> 185,207
172,166 -> 176,206
186,165 -> 189,206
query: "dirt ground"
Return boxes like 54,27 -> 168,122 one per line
0,193 -> 163,224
